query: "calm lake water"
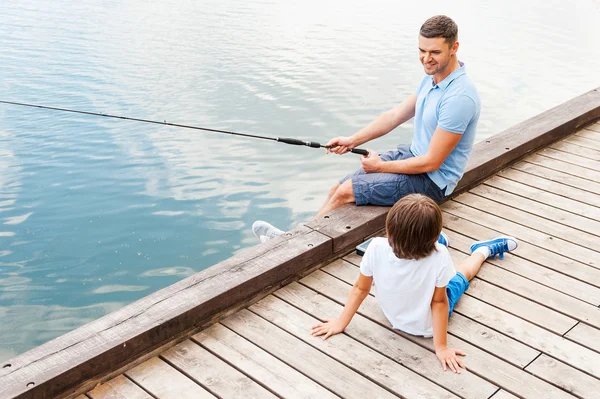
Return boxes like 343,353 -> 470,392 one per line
1,0 -> 599,360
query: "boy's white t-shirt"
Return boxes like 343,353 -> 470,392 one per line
360,237 -> 456,337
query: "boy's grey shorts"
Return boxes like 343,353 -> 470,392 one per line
339,145 -> 446,206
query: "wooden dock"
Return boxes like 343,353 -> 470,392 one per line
2,89 -> 600,399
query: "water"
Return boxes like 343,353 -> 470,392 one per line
1,0 -> 599,361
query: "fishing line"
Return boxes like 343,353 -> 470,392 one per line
0,100 -> 369,156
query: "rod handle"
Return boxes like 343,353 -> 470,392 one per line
350,148 -> 369,156
277,137 -> 304,146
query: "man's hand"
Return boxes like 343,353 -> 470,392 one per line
436,347 -> 466,373
311,318 -> 347,340
360,149 -> 383,173
325,136 -> 355,154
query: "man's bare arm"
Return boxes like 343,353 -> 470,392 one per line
326,94 -> 417,154
351,94 -> 418,146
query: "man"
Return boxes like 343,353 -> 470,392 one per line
253,15 -> 480,242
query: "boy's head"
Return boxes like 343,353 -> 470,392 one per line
386,194 -> 443,260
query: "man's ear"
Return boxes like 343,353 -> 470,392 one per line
451,41 -> 460,54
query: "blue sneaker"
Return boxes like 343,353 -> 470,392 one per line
470,236 -> 518,260
438,231 -> 450,247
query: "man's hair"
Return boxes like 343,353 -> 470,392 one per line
419,15 -> 458,46
386,194 -> 442,260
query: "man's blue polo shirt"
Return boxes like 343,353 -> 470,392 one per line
410,62 -> 480,195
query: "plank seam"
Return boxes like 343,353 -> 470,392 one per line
121,373 -> 160,399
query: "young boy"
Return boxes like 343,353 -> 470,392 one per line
311,194 -> 518,373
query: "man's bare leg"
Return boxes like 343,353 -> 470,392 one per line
316,182 -> 340,216
315,180 -> 356,218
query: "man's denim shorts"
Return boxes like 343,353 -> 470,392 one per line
447,272 -> 469,317
339,145 -> 446,206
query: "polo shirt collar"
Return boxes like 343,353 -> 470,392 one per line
432,61 -> 465,90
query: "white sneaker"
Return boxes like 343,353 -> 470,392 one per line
252,220 -> 284,243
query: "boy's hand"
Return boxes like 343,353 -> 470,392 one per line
435,347 -> 466,373
311,318 -> 346,340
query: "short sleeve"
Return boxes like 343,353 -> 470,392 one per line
435,247 -> 456,287
437,95 -> 477,134
359,241 -> 376,277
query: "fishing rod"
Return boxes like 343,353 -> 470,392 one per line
0,100 -> 369,156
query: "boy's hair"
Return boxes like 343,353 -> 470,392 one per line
419,15 -> 458,46
386,194 -> 443,260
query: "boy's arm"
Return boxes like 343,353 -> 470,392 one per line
311,272 -> 373,340
431,286 -> 466,373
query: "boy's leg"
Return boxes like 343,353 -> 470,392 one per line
455,253 -> 486,281
447,236 -> 519,317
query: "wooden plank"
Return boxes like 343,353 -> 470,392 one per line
526,153 -> 600,182
497,167 -> 600,208
453,192 -> 600,253
300,268 -> 574,399
577,128 -> 600,143
125,357 -> 215,399
549,140 -> 600,161
193,324 -> 339,399
588,122 -> 600,133
538,147 -> 600,172
442,201 -> 599,272
483,175 -> 600,223
453,88 -> 600,194
305,205 -> 389,253
446,233 -> 600,329
320,261 -> 540,367
161,339 -> 277,399
441,212 -> 600,302
491,391 -> 520,399
273,281 -> 498,399
470,184 -> 600,236
512,161 -> 600,195
87,375 -> 151,399
0,226 -> 331,399
221,309 -> 400,399
565,324 -> 600,353
455,295 -> 600,378
526,354 -> 600,399
564,135 -> 600,152
462,277 -> 577,334
251,295 -> 460,399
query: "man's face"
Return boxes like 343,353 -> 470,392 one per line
418,35 -> 458,76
